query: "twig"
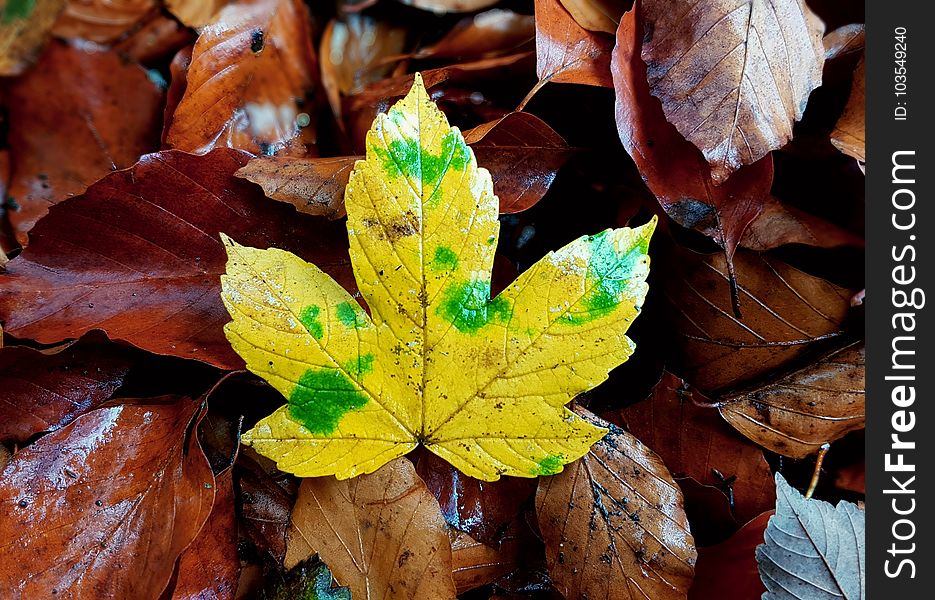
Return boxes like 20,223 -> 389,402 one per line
805,443 -> 831,499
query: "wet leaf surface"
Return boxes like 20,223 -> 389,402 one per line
534,0 -> 613,89
689,511 -> 771,600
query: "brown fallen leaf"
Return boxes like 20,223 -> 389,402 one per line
532,0 -> 614,95
609,372 -> 776,525
172,468 -> 240,600
0,149 -> 353,370
559,0 -> 630,34
416,450 -> 537,546
2,40 -> 163,243
52,0 -> 157,43
237,452 -> 297,565
536,408 -> 696,600
285,457 -> 457,599
664,246 -> 855,393
320,14 -> 408,125
236,111 -> 571,218
113,13 -> 194,65
641,0 -> 825,183
0,397 -> 215,598
400,0 -> 499,13
451,527 -> 528,594
612,5 -> 771,262
0,0 -> 66,75
165,0 -> 319,157
719,342 -> 865,458
166,0 -> 229,28
739,197 -> 865,251
415,9 -> 534,61
824,23 -> 864,61
830,58 -> 865,164
688,512 -> 771,600
0,334 -> 132,445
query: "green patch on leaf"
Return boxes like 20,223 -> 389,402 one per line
1,0 -> 35,23
299,305 -> 324,339
289,368 -> 369,435
437,279 -> 510,333
535,455 -> 564,476
372,130 -> 470,190
431,245 -> 459,272
335,301 -> 367,329
343,353 -> 375,378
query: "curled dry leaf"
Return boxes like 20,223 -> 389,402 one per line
664,247 -> 855,393
533,0 -> 614,90
559,0 -> 630,34
416,9 -> 535,61
0,334 -> 132,445
285,457 -> 457,600
609,372 -> 776,524
237,452 -> 297,564
0,397 -> 215,598
830,59 -> 865,164
739,197 -> 864,252
172,469 -> 240,600
416,450 -> 537,546
612,5 -> 772,259
689,511 -> 771,600
320,14 -> 408,124
823,23 -> 864,61
0,0 -> 66,75
112,13 -> 194,65
757,474 -> 865,600
536,408 -> 696,600
451,527 -> 528,594
165,0 -> 319,156
0,149 -> 352,370
52,0 -> 157,43
165,0 -> 230,28
400,0 -> 500,13
719,342 -> 865,458
641,0 -> 825,183
3,40 -> 163,243
236,111 -> 573,220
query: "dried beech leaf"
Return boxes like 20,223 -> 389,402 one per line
740,197 -> 864,251
534,0 -> 614,89
416,450 -> 536,545
165,0 -> 318,156
823,23 -> 864,61
641,0 -> 826,182
416,9 -> 535,61
3,40 -> 163,242
0,149 -> 352,370
559,0 -> 630,34
112,13 -> 194,64
689,511 -> 771,600
224,77 -> 650,479
0,0 -> 66,75
172,469 -> 240,600
0,397 -> 215,598
166,0 -> 229,28
236,156 -> 355,219
285,457 -> 457,600
830,59 -> 865,164
536,408 -> 696,600
400,0 -> 499,13
757,474 -> 865,600
720,343 -> 865,458
612,5 -> 771,259
610,372 -> 776,524
52,0 -> 157,43
0,335 -> 132,444
451,528 -> 528,594
665,247 -> 854,393
237,452 -> 297,564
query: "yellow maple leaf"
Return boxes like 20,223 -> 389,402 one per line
221,74 -> 656,481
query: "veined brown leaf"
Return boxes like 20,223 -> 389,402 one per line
534,0 -> 614,90
830,58 -> 865,164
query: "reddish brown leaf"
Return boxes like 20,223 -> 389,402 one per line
536,408 -> 696,600
0,334 -> 132,444
664,247 -> 855,393
237,452 -> 297,565
451,526 -> 530,594
285,457 -> 457,599
166,0 -> 229,27
831,58 -> 865,164
172,469 -> 240,600
416,450 -> 536,546
739,197 -> 864,251
52,0 -> 158,43
719,342 -> 865,458
609,372 -> 776,525
534,0 -> 613,89
165,0 -> 319,157
113,14 -> 195,66
0,149 -> 352,370
415,9 -> 535,61
2,40 -> 163,243
559,0 -> 630,34
676,476 -> 742,546
641,0 -> 825,182
688,512 -> 771,600
0,397 -> 214,598
612,4 -> 771,259
235,156 -> 355,220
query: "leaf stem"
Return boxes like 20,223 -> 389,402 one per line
805,442 -> 831,499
